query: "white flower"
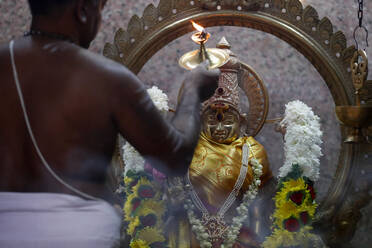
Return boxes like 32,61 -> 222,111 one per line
279,100 -> 323,181
254,168 -> 263,176
256,164 -> 263,170
201,233 -> 209,239
233,222 -> 242,228
236,205 -> 247,214
232,216 -> 241,222
251,158 -> 259,166
147,86 -> 169,113
122,142 -> 145,175
237,208 -> 245,215
245,192 -> 256,200
200,241 -> 212,248
115,185 -> 126,194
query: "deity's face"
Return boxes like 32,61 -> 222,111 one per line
202,106 -> 240,143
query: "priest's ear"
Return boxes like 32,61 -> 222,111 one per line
75,0 -> 104,24
75,0 -> 103,48
75,0 -> 89,24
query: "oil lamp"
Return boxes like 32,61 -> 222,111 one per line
179,21 -> 229,70
335,50 -> 372,143
335,0 -> 372,143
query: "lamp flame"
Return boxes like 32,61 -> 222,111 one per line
179,21 -> 230,70
191,21 -> 205,33
191,21 -> 210,44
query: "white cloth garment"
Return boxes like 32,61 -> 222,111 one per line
0,192 -> 121,248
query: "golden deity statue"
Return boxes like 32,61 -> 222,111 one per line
167,38 -> 273,248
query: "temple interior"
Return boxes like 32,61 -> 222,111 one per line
0,0 -> 371,247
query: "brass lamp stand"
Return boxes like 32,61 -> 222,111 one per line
179,21 -> 229,70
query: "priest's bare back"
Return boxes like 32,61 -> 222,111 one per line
0,0 -> 218,202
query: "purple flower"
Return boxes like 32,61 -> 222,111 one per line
144,162 -> 167,182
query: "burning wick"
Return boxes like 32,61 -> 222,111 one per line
191,21 -> 212,64
191,21 -> 210,44
199,30 -> 208,41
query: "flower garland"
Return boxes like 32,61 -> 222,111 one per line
263,100 -> 323,248
121,86 -> 170,248
124,176 -> 166,248
184,153 -> 264,248
278,100 -> 322,181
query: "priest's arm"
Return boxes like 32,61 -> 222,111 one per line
110,65 -> 219,176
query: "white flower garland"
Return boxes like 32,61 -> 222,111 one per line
279,100 -> 323,181
122,142 -> 145,174
122,86 -> 170,176
184,157 -> 263,248
146,86 -> 170,112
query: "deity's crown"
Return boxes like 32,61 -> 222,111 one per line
202,37 -> 241,114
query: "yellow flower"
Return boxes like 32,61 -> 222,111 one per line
132,177 -> 153,197
262,226 -> 317,248
127,216 -> 140,236
137,227 -> 166,244
276,178 -> 307,207
130,239 -> 150,248
265,177 -> 319,247
124,176 -> 134,187
272,198 -> 317,227
285,178 -> 306,189
137,199 -> 165,219
272,201 -> 297,226
124,193 -> 139,221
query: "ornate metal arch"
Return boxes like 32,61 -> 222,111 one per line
103,0 -> 356,220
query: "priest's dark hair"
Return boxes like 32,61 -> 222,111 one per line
27,0 -> 74,16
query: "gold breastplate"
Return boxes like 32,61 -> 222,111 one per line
189,133 -> 271,209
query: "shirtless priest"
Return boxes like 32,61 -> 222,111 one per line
0,0 -> 219,247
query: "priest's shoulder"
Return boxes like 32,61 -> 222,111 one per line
73,45 -> 144,93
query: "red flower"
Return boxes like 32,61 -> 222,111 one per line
131,198 -> 141,212
289,191 -> 304,205
307,185 -> 316,200
284,217 -> 300,232
300,211 -> 309,225
138,185 -> 155,199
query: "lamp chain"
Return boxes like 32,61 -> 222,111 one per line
358,0 -> 364,28
354,0 -> 368,50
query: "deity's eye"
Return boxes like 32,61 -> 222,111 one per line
207,115 -> 217,124
217,113 -> 223,121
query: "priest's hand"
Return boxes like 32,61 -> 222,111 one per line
187,61 -> 220,102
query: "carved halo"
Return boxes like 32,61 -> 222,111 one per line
239,62 -> 269,137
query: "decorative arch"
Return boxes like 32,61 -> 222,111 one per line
103,0 -> 356,212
